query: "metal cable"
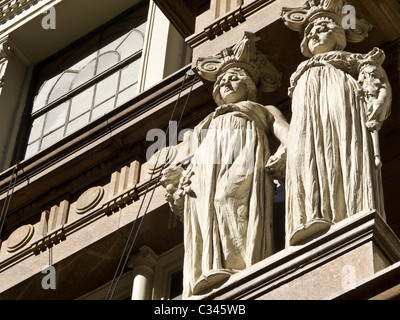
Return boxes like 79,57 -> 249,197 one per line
106,70 -> 197,300
0,163 -> 19,237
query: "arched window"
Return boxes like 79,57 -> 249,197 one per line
25,5 -> 148,158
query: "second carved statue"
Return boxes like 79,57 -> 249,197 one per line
282,0 -> 392,246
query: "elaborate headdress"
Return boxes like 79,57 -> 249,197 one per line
281,0 -> 373,56
196,32 -> 282,94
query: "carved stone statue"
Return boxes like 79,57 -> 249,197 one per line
281,0 -> 392,246
160,32 -> 289,298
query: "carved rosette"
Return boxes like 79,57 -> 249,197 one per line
147,146 -> 178,175
76,186 -> 104,214
7,224 -> 35,253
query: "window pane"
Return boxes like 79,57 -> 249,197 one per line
99,32 -> 127,56
92,98 -> 115,120
32,76 -> 59,113
41,127 -> 65,150
68,48 -> 98,73
25,141 -> 40,158
96,52 -> 119,75
117,84 -> 138,106
71,59 -> 96,89
28,115 -> 45,143
118,30 -> 144,60
120,59 -> 141,91
70,86 -> 95,120
94,72 -> 119,105
48,71 -> 77,103
66,112 -> 90,135
43,102 -> 69,134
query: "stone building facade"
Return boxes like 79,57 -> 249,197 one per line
0,0 -> 400,300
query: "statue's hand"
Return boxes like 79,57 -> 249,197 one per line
160,166 -> 184,189
365,120 -> 382,132
266,146 -> 287,180
160,166 -> 186,218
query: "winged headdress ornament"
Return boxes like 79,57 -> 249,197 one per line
196,32 -> 282,93
281,0 -> 372,44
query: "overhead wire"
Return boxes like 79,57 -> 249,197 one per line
0,163 -> 19,237
105,69 -> 197,300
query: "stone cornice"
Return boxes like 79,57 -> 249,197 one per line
186,0 -> 278,49
0,0 -> 42,26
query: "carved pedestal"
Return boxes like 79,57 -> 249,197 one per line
198,210 -> 400,300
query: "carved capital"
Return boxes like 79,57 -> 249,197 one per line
196,31 -> 282,93
281,0 -> 373,43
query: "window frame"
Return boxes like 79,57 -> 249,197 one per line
14,1 -> 149,162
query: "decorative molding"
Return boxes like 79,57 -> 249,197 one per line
0,0 -> 41,26
40,198 -> 69,234
6,224 -> 34,253
204,6 -> 245,40
32,226 -> 65,254
147,146 -> 178,175
109,160 -> 140,200
186,0 -> 276,49
0,67 -> 201,271
76,186 -> 104,214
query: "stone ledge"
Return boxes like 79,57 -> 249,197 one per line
194,210 -> 400,300
331,260 -> 400,300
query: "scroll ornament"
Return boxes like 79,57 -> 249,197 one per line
196,31 -> 282,93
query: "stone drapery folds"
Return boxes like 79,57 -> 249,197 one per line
281,0 -> 392,246
161,32 -> 289,298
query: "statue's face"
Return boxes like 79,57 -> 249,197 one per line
219,70 -> 248,104
307,23 -> 338,55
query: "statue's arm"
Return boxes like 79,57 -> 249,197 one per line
264,105 -> 290,180
264,104 -> 290,146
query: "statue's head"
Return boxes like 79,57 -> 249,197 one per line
196,32 -> 282,106
212,67 -> 257,106
301,18 -> 347,57
281,0 -> 373,58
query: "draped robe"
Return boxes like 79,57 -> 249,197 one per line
286,50 -> 387,246
182,101 -> 276,297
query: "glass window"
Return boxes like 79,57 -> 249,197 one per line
24,4 -> 149,159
